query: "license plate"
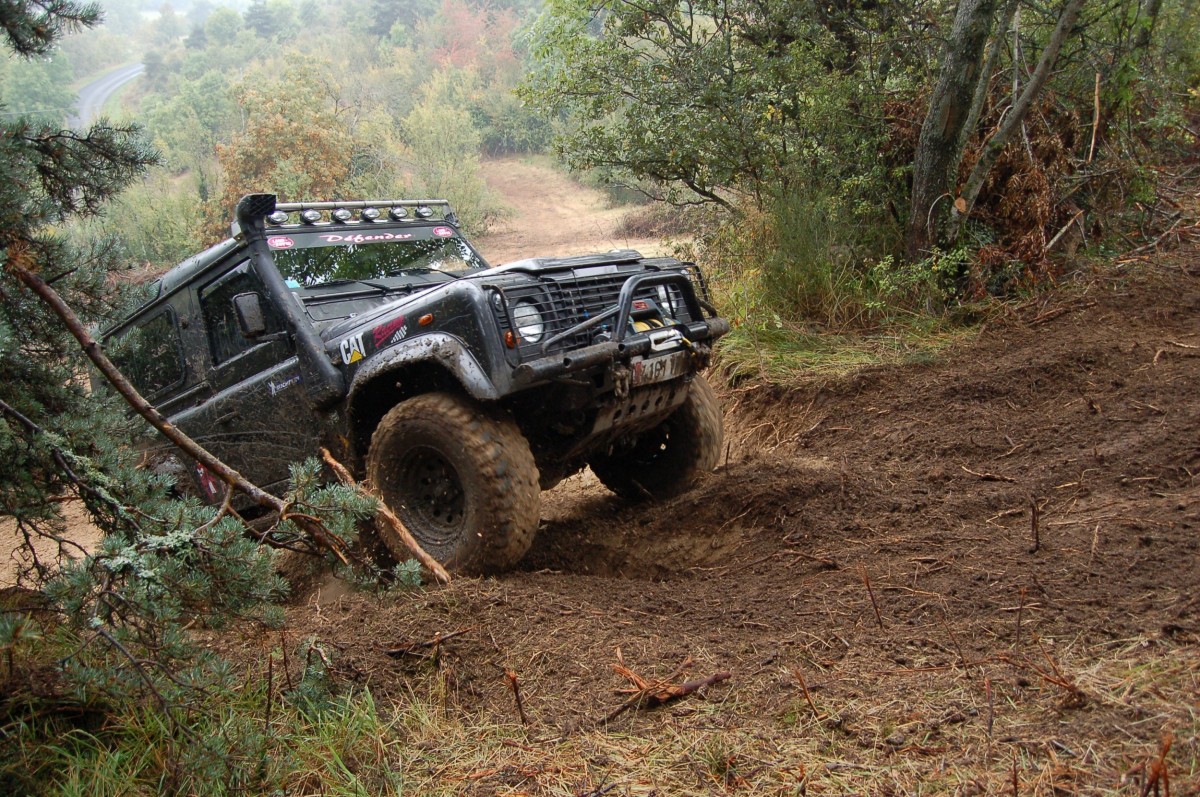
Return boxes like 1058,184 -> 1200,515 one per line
631,351 -> 691,387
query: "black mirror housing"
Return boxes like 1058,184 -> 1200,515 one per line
232,292 -> 268,339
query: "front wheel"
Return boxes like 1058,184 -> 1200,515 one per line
589,374 -> 723,501
366,392 -> 540,574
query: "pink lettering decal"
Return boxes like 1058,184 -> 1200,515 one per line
268,236 -> 295,249
372,316 -> 407,348
318,232 -> 413,245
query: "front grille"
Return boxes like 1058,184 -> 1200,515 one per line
490,266 -> 707,363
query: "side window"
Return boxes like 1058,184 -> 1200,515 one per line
200,261 -> 284,365
110,310 -> 185,396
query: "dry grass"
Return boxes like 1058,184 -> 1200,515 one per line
274,635 -> 1196,796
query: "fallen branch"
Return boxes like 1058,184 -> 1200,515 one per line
1046,209 -> 1085,253
321,448 -> 451,584
602,651 -> 730,724
384,627 -> 475,658
961,465 -> 1018,483
11,264 -> 353,564
1124,218 -> 1184,256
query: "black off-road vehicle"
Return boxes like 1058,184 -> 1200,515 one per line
107,194 -> 728,573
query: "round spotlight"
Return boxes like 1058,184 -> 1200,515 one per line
415,205 -> 434,219
512,300 -> 545,343
388,207 -> 409,221
360,207 -> 380,221
299,209 -> 322,224
267,210 -> 289,225
331,208 -> 353,222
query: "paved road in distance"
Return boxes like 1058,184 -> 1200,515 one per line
71,62 -> 144,128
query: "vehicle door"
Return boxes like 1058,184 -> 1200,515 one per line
172,256 -> 319,493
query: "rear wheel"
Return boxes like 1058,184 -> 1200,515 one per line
366,392 -> 540,574
589,374 -> 722,501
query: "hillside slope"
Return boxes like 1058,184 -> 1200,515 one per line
251,256 -> 1199,792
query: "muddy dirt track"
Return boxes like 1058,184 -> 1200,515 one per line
204,253 -> 1200,792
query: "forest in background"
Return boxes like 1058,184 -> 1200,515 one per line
7,0 -> 1195,355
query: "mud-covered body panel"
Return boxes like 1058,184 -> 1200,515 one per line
103,197 -> 728,502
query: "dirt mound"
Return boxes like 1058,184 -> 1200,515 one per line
234,258 -> 1199,765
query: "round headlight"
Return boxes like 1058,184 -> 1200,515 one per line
415,205 -> 434,219
512,301 -> 545,343
332,208 -> 353,222
388,206 -> 409,221
267,210 -> 289,225
360,207 -> 380,221
299,209 -> 322,224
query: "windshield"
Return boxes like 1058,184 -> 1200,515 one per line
267,225 -> 486,287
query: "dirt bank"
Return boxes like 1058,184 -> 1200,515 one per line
201,254 -> 1200,792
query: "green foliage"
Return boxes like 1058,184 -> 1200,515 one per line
1,49 -> 76,124
403,69 -> 508,234
523,0 -> 896,209
391,559 -> 424,588
73,170 -> 207,269
203,6 -> 243,42
141,70 -> 238,172
0,451 -> 385,794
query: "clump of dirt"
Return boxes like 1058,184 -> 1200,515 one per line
206,257 -> 1198,786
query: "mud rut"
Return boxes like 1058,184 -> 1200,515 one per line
200,255 -> 1200,777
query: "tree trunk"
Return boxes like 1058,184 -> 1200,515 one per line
906,0 -> 1000,262
949,0 -> 1086,244
961,0 -> 1022,158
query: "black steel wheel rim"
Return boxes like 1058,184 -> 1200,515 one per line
394,445 -> 466,547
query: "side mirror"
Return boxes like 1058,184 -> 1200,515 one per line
232,292 -> 268,339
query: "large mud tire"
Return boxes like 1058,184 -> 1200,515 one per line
366,393 -> 540,575
589,374 -> 723,501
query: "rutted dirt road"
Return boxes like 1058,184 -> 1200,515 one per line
476,158 -> 671,264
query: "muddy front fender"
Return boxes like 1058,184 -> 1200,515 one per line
346,332 -> 503,402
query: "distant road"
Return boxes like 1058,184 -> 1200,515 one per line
71,62 -> 144,127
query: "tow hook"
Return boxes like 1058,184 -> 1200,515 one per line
613,364 -> 632,399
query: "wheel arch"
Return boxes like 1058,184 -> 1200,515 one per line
346,334 -> 502,466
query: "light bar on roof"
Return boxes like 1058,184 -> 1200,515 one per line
273,199 -> 452,213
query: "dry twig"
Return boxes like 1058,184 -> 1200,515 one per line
790,666 -> 824,719
384,627 -> 475,658
602,650 -> 730,724
504,667 -> 529,726
1140,733 -> 1174,797
961,465 -> 1018,483
859,564 -> 885,630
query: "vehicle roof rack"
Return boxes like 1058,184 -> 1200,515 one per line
273,199 -> 451,212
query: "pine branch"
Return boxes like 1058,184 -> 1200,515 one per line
8,263 -> 355,564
